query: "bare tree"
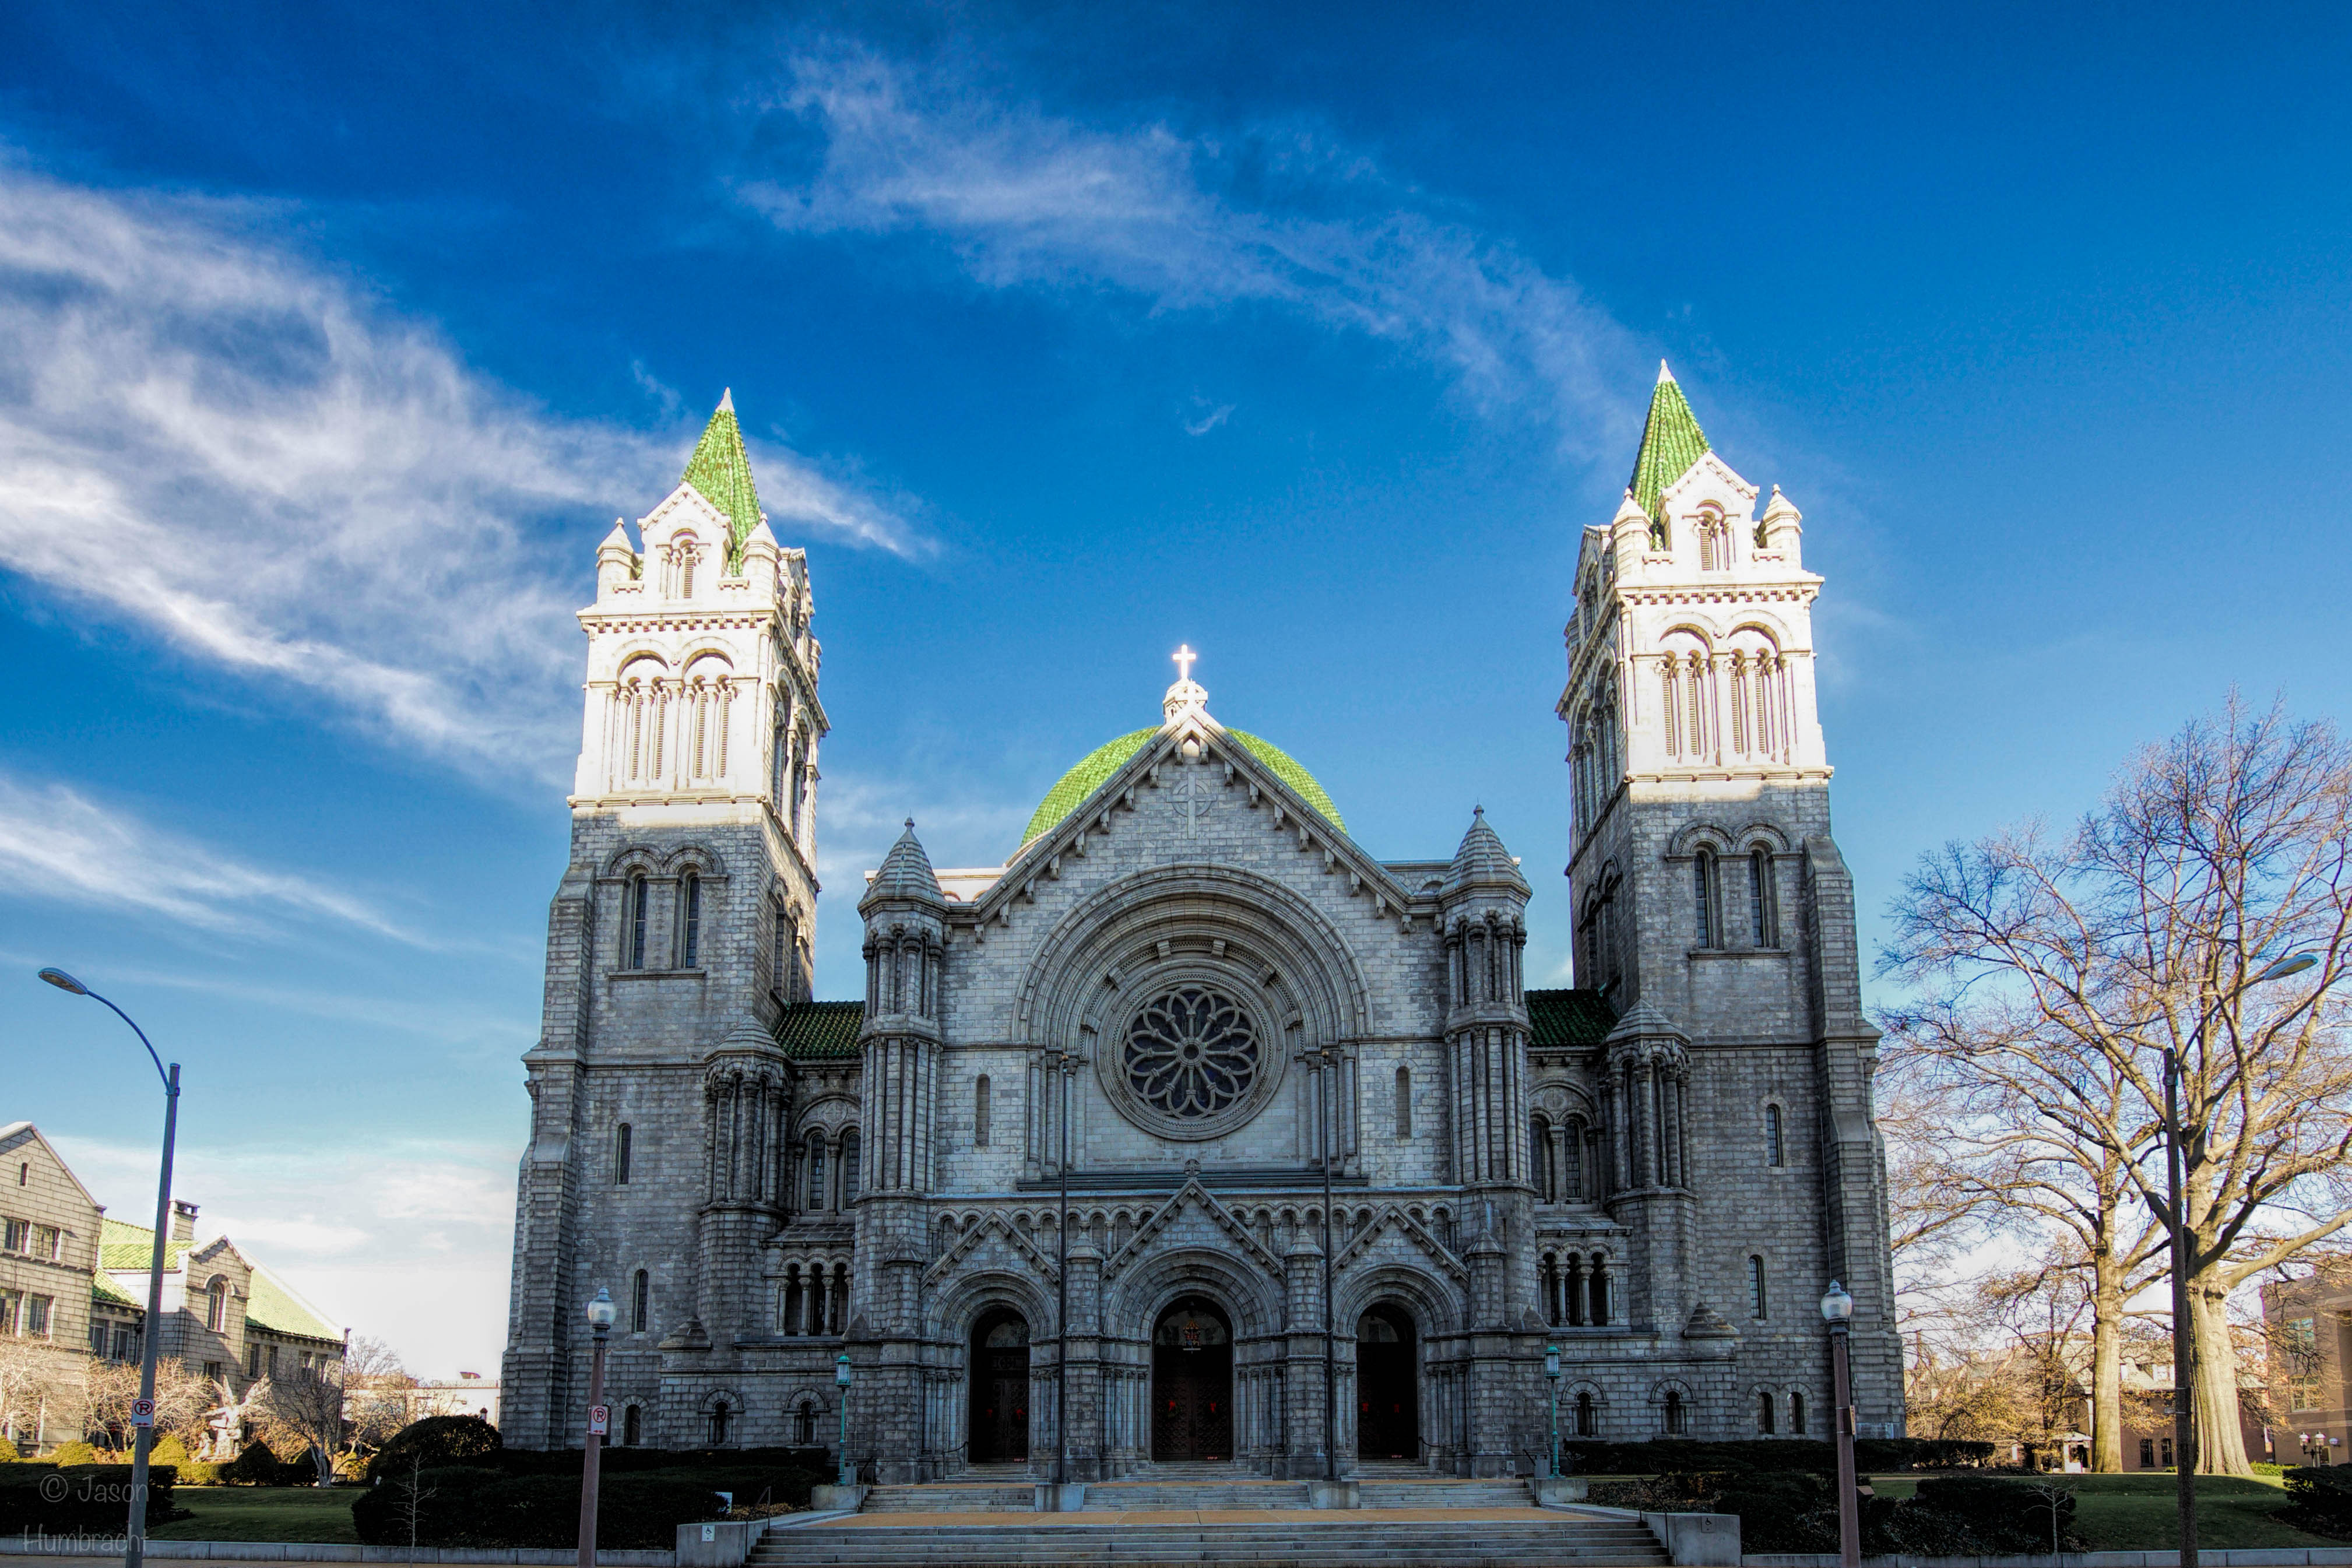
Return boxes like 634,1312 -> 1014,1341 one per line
1885,699 -> 2352,1474
257,1337 -> 406,1483
0,1338 -> 60,1449
83,1356 -> 214,1451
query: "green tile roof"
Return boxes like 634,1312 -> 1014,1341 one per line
1527,988 -> 1616,1050
679,391 -> 764,554
1627,362 -> 1711,519
776,1001 -> 864,1060
99,1219 -> 187,1273
90,1270 -> 138,1307
244,1265 -> 341,1344
1019,727 -> 1345,848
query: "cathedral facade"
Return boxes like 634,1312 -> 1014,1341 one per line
499,370 -> 1904,1479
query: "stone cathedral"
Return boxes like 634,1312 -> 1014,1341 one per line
500,368 -> 1905,1480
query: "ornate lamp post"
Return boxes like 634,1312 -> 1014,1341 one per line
1544,1344 -> 1563,1479
38,968 -> 175,1568
1045,1046 -> 1082,1488
1819,1281 -> 1859,1568
576,1286 -> 616,1568
1297,1045 -> 1341,1479
835,1353 -> 854,1488
2163,950 -> 2315,1568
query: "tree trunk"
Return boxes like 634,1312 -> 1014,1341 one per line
2190,1278 -> 2250,1475
2089,1259 -> 2125,1472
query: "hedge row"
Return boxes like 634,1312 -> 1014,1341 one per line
1588,1471 -> 2079,1555
351,1464 -> 821,1550
0,1464 -> 178,1533
2280,1465 -> 2352,1540
1562,1436 -> 1996,1475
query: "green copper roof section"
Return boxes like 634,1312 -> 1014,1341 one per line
99,1218 -> 188,1274
679,389 -> 764,551
776,1000 -> 864,1060
1527,987 -> 1616,1050
1627,362 -> 1711,518
244,1265 -> 342,1342
1019,726 -> 1345,848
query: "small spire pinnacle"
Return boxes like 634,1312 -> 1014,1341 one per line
1163,645 -> 1208,722
1658,359 -> 1674,384
719,387 -> 734,413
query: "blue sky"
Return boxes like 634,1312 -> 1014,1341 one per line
3,3 -> 2348,1375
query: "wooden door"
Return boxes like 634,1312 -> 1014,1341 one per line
1151,1343 -> 1233,1460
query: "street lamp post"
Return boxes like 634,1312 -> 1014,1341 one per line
1300,1045 -> 1340,1481
1046,1047 -> 1080,1488
1820,1281 -> 1859,1568
38,968 -> 175,1568
576,1287 -> 616,1568
2163,950 -> 2316,1568
1544,1344 -> 1563,1480
834,1353 -> 853,1488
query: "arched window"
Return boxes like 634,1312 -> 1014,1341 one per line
205,1278 -> 228,1334
1531,1115 -> 1553,1201
1749,1256 -> 1769,1320
1575,1390 -> 1596,1437
1395,1066 -> 1412,1138
806,1137 -> 827,1212
626,875 -> 650,969
678,550 -> 696,600
679,873 -> 702,968
1662,1388 -> 1687,1436
1647,514 -> 1668,551
1750,848 -> 1776,944
614,1123 -> 632,1184
794,1401 -> 817,1445
1758,1390 -> 1777,1434
623,1405 -> 641,1446
1790,1391 -> 1807,1435
975,1075 -> 992,1147
708,1401 -> 730,1446
1562,1116 -> 1586,1200
1693,851 -> 1717,946
632,1269 -> 649,1335
1766,1104 -> 1785,1167
839,1130 -> 861,1208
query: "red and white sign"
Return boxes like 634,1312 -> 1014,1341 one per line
587,1405 -> 610,1436
131,1399 -> 154,1429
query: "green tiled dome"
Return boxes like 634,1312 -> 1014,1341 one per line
1020,727 -> 1345,848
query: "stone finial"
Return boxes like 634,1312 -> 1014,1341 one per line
1443,806 -> 1531,899
1163,644 -> 1209,722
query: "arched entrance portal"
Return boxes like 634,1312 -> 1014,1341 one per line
1355,1304 -> 1419,1459
968,1307 -> 1030,1464
1151,1296 -> 1233,1461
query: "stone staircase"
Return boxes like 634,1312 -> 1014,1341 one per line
1083,1463 -> 1312,1511
1353,1478 -> 1535,1509
757,1511 -> 1671,1566
859,1481 -> 1040,1513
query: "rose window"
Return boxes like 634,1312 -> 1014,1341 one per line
1124,987 -> 1258,1120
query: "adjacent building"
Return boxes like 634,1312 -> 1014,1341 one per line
2267,1270 -> 2350,1465
501,371 -> 1905,1478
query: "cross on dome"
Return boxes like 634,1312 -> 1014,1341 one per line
1163,644 -> 1209,722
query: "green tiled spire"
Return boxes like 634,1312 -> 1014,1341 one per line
680,389 -> 764,553
1627,361 -> 1711,518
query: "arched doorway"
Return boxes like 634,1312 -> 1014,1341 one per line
1151,1296 -> 1233,1461
968,1307 -> 1030,1464
1355,1303 -> 1419,1459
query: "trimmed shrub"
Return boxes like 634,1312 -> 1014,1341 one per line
1559,1436 -> 1992,1476
0,1437 -> 19,1462
366,1416 -> 502,1485
1908,1475 -> 2084,1553
224,1439 -> 283,1486
353,1464 -> 818,1551
2279,1465 -> 2352,1540
147,1435 -> 189,1467
44,1442 -> 98,1468
0,1464 -> 177,1532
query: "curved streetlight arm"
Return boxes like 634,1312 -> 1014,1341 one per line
85,987 -> 173,1094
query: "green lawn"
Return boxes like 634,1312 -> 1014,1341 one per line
152,1485 -> 360,1543
1869,1471 -> 2344,1552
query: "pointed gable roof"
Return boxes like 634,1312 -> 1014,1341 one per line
863,820 -> 947,908
1628,361 -> 1711,518
678,389 -> 764,552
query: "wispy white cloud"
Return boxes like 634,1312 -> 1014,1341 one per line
1183,400 -> 1234,437
0,772 -> 421,941
0,167 -> 924,784
739,49 -> 1643,460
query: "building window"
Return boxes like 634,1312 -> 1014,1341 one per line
1395,1066 -> 1412,1138
0,1294 -> 16,1335
839,1131 -> 861,1208
1749,848 -> 1776,944
1575,1391 -> 1596,1437
1532,1115 -> 1553,1201
1693,851 -> 1717,946
2139,1437 -> 2155,1468
1791,1391 -> 1806,1435
24,1296 -> 49,1340
1758,1390 -> 1776,1434
1588,1258 -> 1610,1326
2160,1436 -> 2174,1468
1,1220 -> 23,1253
975,1076 -> 992,1147
1663,1390 -> 1687,1436
1563,1117 -> 1587,1200
623,1406 -> 642,1447
632,1270 -> 649,1335
806,1138 -> 827,1212
248,1344 -> 262,1378
203,1360 -> 223,1384
772,906 -> 795,1001
616,1123 -> 633,1184
795,1402 -> 818,1445
678,873 -> 702,968
31,1226 -> 58,1262
114,1328 -> 137,1362
626,876 -> 650,969
206,1278 -> 228,1333
1766,1104 -> 1784,1167
1749,1256 -> 1769,1319
709,1402 -> 730,1446
267,1344 -> 279,1376
90,1321 -> 108,1355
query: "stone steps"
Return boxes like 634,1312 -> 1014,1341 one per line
755,1515 -> 1668,1567
1081,1481 -> 1313,1510
1353,1480 -> 1534,1509
862,1483 -> 1040,1513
